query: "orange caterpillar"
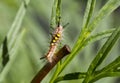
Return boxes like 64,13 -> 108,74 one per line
41,25 -> 63,63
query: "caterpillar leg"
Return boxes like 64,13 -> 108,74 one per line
40,55 -> 53,63
40,56 -> 46,59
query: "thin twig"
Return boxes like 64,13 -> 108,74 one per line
31,45 -> 71,83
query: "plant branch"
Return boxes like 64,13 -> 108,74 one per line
31,45 -> 71,83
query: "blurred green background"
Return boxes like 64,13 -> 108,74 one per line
0,0 -> 120,83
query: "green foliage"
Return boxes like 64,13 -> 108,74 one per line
0,0 -> 120,83
50,0 -> 120,83
0,0 -> 30,82
83,26 -> 120,83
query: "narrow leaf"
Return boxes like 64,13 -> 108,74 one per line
0,30 -> 25,82
88,0 -> 120,32
99,56 -> 120,73
0,0 -> 30,73
7,0 -> 30,49
54,72 -> 86,83
2,37 -> 9,67
82,0 -> 96,29
90,71 -> 120,82
50,0 -> 58,28
83,26 -> 120,83
0,0 -> 30,81
56,0 -> 61,26
82,28 -> 115,47
89,27 -> 120,74
86,55 -> 120,82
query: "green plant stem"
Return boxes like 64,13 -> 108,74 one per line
49,62 -> 61,83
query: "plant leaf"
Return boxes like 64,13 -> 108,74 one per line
99,56 -> 120,73
91,71 -> 120,82
0,0 -> 30,72
56,0 -> 61,25
89,56 -> 120,82
7,0 -> 30,50
82,28 -> 115,47
82,0 -> 96,29
88,0 -> 120,32
83,26 -> 120,83
2,37 -> 9,67
50,0 -> 58,28
0,0 -> 29,82
54,72 -> 86,83
0,30 -> 25,82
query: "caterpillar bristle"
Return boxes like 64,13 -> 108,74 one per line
63,23 -> 69,28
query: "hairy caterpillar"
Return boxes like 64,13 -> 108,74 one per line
41,25 -> 63,63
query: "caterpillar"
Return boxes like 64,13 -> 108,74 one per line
41,25 -> 63,63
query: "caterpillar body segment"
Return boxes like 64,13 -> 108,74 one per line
43,25 -> 63,63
